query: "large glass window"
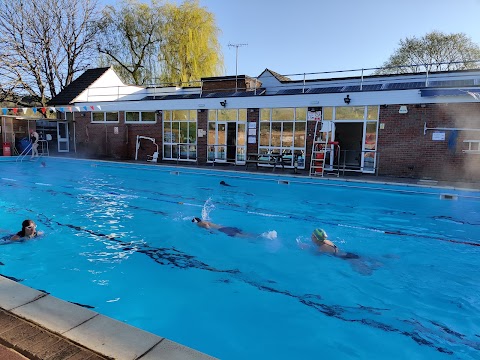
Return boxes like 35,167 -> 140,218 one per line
207,109 -> 247,163
162,110 -> 197,161
125,111 -> 156,123
363,122 -> 378,171
91,112 -> 119,123
335,106 -> 365,120
257,107 -> 307,168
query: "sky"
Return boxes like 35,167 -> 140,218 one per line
102,0 -> 480,79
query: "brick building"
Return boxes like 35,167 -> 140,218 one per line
35,67 -> 479,181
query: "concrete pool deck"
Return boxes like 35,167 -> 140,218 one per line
0,276 -> 217,360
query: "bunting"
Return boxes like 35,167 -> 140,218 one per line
0,104 -> 111,116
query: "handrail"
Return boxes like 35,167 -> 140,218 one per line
423,122 -> 480,135
15,142 -> 32,162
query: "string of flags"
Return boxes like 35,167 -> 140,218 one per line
1,105 -> 102,116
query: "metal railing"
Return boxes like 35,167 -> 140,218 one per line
207,144 -> 246,165
171,143 -> 198,165
314,149 -> 379,176
80,60 -> 480,103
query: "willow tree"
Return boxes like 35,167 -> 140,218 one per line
159,0 -> 224,86
376,31 -> 480,75
95,0 -> 165,85
0,0 -> 98,106
96,0 -> 223,86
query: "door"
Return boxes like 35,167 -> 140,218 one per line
57,122 -> 69,152
226,122 -> 237,161
213,122 -> 227,162
334,122 -> 363,170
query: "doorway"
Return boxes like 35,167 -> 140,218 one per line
226,122 -> 236,161
57,122 -> 69,152
209,121 -> 245,163
334,122 -> 363,170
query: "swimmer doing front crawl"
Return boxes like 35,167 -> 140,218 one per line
192,217 -> 277,239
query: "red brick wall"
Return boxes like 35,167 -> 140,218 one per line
74,111 -> 163,160
378,103 -> 480,181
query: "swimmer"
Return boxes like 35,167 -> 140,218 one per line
310,228 -> 383,275
41,161 -> 46,167
219,181 -> 233,187
10,220 -> 44,241
192,217 -> 248,238
311,228 -> 360,259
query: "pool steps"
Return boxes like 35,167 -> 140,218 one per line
0,275 -> 217,360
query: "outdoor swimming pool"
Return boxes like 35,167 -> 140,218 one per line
1,158 -> 479,360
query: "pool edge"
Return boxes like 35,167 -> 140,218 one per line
0,275 -> 218,360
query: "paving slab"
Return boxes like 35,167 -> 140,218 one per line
12,294 -> 98,334
0,344 -> 28,360
0,277 -> 46,310
64,314 -> 163,360
140,339 -> 218,360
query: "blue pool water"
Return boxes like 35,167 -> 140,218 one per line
1,158 -> 479,359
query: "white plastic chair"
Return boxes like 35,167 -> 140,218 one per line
147,151 -> 159,163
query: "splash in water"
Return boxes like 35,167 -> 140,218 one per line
201,197 -> 215,220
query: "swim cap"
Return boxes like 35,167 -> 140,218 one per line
312,228 -> 328,245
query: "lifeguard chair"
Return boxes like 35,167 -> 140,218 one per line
310,120 -> 340,177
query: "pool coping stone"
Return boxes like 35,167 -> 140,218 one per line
0,276 -> 218,360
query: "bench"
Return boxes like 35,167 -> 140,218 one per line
245,153 -> 285,172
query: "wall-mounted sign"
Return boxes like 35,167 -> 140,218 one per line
248,128 -> 256,136
432,132 -> 445,141
307,109 -> 322,121
248,122 -> 257,129
399,105 -> 408,114
114,126 -> 119,134
248,136 -> 256,144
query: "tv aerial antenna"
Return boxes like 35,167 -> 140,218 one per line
228,43 -> 248,91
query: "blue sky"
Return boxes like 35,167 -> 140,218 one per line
102,0 -> 480,78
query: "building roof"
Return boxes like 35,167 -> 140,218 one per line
48,67 -> 111,105
259,69 -> 292,82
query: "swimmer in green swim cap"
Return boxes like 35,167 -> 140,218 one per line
311,228 -> 338,255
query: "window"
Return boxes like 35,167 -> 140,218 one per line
162,110 -> 197,161
91,112 -> 119,123
257,108 -> 307,168
125,111 -> 156,123
335,106 -> 365,120
207,109 -> 247,163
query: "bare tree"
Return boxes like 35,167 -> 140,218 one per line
0,0 -> 99,106
376,31 -> 480,75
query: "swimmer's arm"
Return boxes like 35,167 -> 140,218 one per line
10,234 -> 21,241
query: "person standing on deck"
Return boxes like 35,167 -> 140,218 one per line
30,129 -> 39,159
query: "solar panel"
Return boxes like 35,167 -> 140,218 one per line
202,91 -> 235,98
342,85 -> 361,92
306,87 -> 344,94
428,79 -> 475,87
182,94 -> 200,99
162,94 -> 185,100
361,84 -> 383,91
386,82 -> 425,90
275,88 -> 306,95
